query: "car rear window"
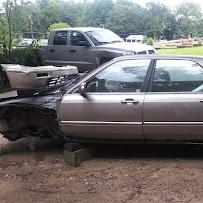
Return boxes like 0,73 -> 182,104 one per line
151,60 -> 203,92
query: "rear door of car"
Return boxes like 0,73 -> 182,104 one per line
47,30 -> 70,65
143,59 -> 203,141
59,59 -> 152,140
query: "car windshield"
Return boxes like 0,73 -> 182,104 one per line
85,29 -> 123,46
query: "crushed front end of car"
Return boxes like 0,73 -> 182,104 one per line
0,65 -> 81,141
0,94 -> 61,141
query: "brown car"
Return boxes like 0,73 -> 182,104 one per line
1,55 -> 203,143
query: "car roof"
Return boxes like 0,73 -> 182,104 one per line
53,27 -> 106,32
113,54 -> 203,62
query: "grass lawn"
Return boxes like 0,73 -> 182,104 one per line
157,46 -> 203,56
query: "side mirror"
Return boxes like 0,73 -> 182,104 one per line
78,83 -> 91,100
78,41 -> 90,47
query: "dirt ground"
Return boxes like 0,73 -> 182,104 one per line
1,135 -> 203,203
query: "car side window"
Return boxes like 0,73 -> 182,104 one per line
70,31 -> 88,46
85,59 -> 150,93
53,31 -> 68,45
151,60 -> 203,92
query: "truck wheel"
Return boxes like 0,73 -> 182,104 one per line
99,57 -> 113,65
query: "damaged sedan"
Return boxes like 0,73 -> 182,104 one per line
1,54 -> 203,143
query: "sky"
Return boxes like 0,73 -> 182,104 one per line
1,0 -> 203,10
134,0 -> 203,10
60,0 -> 203,10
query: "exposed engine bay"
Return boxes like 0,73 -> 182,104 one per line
0,104 -> 60,141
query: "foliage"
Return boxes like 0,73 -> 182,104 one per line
147,38 -> 154,46
176,2 -> 202,37
48,22 -> 70,31
146,2 -> 177,40
0,44 -> 42,89
143,36 -> 154,45
0,0 -> 14,62
1,0 -> 203,42
11,46 -> 42,66
82,0 -> 114,27
11,4 -> 29,34
0,16 -> 9,47
0,51 -> 8,64
106,0 -> 147,34
0,45 -> 42,66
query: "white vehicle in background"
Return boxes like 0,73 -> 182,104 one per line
18,32 -> 42,47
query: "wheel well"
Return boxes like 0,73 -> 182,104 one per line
0,106 -> 61,141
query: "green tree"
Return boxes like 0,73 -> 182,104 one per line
0,0 -> 15,62
146,2 -> 177,40
33,0 -> 83,31
176,2 -> 202,37
11,3 -> 29,34
48,22 -> 70,31
82,0 -> 114,27
106,0 -> 148,34
197,19 -> 203,37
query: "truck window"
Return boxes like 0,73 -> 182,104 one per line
53,31 -> 68,45
70,31 -> 88,46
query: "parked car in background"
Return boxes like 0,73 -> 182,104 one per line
38,27 -> 156,72
1,55 -> 203,143
18,32 -> 42,47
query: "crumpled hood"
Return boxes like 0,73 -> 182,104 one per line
98,42 -> 155,53
1,64 -> 78,89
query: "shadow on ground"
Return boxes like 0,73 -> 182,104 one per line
1,135 -> 203,160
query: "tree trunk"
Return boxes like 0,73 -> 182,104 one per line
7,0 -> 13,62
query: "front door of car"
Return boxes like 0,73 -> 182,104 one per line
143,59 -> 203,141
59,59 -> 152,140
68,31 -> 96,72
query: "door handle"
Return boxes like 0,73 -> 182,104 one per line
50,49 -> 55,52
70,49 -> 76,53
200,100 -> 203,103
121,99 -> 139,104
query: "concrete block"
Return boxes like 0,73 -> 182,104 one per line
64,146 -> 95,167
